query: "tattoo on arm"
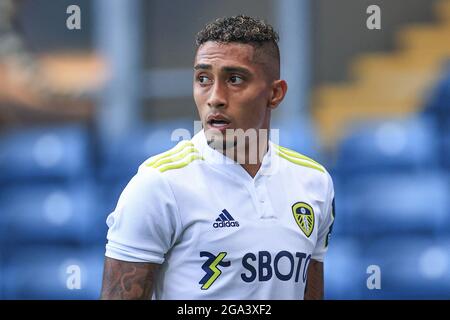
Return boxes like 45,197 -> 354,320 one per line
100,257 -> 160,300
304,260 -> 324,300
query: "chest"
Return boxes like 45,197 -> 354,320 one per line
170,169 -> 324,254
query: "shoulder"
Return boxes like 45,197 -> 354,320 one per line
117,140 -> 202,206
273,144 -> 327,174
273,144 -> 334,192
139,139 -> 204,175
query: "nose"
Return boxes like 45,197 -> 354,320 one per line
207,81 -> 227,109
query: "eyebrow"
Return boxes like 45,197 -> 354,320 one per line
194,64 -> 251,76
194,64 -> 211,70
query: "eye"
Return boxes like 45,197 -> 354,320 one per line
197,75 -> 212,85
229,75 -> 244,84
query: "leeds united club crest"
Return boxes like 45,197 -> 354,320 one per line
292,202 -> 315,237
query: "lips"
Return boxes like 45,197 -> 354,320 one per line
206,114 -> 232,130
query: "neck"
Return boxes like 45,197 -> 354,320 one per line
222,131 -> 270,178
241,160 -> 264,178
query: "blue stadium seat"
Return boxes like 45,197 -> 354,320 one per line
0,257 -> 3,299
0,124 -> 91,182
324,237 -> 365,299
100,119 -> 194,180
442,118 -> 450,168
421,65 -> 450,167
361,236 -> 450,299
0,180 -> 106,245
2,245 -> 104,299
334,116 -> 439,174
423,63 -> 450,116
327,173 -> 345,236
341,172 -> 449,235
97,177 -> 131,225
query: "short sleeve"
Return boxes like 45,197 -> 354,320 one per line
105,166 -> 182,263
311,171 -> 335,262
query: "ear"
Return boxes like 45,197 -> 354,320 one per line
268,80 -> 288,110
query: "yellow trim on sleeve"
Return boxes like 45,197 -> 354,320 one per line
158,154 -> 204,173
276,150 -> 325,173
145,141 -> 194,167
275,145 -> 322,167
151,146 -> 198,169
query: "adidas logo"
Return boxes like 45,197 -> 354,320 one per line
213,209 -> 240,228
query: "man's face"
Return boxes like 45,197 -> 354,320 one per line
193,41 -> 274,149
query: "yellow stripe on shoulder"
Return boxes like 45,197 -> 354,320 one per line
158,154 -> 204,173
275,145 -> 325,173
145,140 -> 194,167
275,145 -> 322,166
145,140 -> 204,173
151,146 -> 198,169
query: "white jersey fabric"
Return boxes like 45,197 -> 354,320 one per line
105,130 -> 335,300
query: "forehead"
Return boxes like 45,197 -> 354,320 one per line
194,41 -> 258,69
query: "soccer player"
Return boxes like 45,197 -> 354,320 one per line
100,15 -> 335,300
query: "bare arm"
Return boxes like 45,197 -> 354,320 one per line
100,256 -> 160,300
304,259 -> 324,300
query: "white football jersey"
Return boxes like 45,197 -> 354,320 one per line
105,130 -> 335,299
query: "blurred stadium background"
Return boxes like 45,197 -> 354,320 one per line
0,0 -> 449,299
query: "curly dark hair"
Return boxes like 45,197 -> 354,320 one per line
195,15 -> 280,78
196,15 -> 279,47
